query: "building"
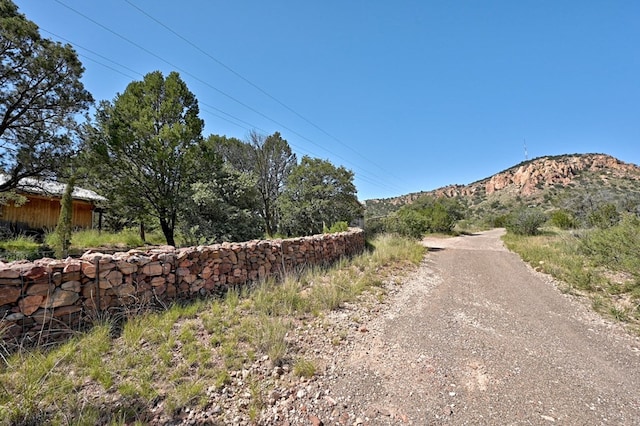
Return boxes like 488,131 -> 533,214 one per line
0,176 -> 106,232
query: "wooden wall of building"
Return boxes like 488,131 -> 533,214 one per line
1,195 -> 94,230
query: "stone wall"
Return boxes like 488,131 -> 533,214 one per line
0,228 -> 365,346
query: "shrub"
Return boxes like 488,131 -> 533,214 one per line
587,203 -> 620,229
324,221 -> 349,233
384,208 -> 429,239
550,209 -> 577,229
382,196 -> 465,238
506,209 -> 547,235
363,217 -> 385,237
491,214 -> 510,228
579,214 -> 640,276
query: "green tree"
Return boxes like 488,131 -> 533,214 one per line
248,131 -> 296,236
87,71 -> 203,246
278,156 -> 362,236
210,131 -> 296,236
0,0 -> 92,191
51,175 -> 75,258
208,134 -> 254,174
414,196 -> 466,233
180,163 -> 263,244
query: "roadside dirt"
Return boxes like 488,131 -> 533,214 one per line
278,229 -> 640,425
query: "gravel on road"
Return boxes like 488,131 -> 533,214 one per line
280,229 -> 640,425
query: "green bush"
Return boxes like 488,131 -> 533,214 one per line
382,196 -> 466,239
587,203 -> 620,229
506,209 -> 547,235
550,209 -> 577,229
491,214 -> 510,228
324,221 -> 349,233
363,217 -> 385,237
579,214 -> 640,276
384,208 -> 429,239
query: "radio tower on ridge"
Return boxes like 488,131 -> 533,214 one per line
524,138 -> 529,161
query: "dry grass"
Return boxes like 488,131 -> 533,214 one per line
503,227 -> 640,329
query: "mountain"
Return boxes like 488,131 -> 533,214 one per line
365,153 -> 640,219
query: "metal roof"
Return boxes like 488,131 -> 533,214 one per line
0,175 -> 107,203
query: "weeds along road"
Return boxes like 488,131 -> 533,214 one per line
311,229 -> 640,425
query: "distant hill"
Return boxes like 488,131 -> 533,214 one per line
365,153 -> 640,220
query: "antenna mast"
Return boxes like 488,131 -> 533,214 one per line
524,138 -> 528,160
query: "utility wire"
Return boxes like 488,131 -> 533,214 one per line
123,0 -> 404,184
51,0 -> 403,193
42,29 -> 140,81
45,29 -> 259,134
52,1 -> 342,161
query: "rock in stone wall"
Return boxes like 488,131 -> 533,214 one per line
0,228 -> 365,346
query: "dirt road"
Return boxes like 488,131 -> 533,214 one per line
294,229 -> 640,425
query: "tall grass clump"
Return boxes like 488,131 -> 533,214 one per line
367,233 -> 426,265
0,234 -> 42,261
252,277 -> 308,316
252,315 -> 290,366
293,357 -> 316,378
503,231 -> 600,291
44,228 -> 168,253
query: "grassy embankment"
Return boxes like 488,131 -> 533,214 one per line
0,230 -> 169,261
503,215 -> 640,330
0,233 -> 424,425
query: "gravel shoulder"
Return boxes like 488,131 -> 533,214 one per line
281,229 -> 640,425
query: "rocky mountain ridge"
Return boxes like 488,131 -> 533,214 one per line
366,153 -> 640,216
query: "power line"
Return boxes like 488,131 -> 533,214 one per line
50,1 -> 337,159
123,0 -> 405,184
42,28 -> 140,80
50,0 -> 404,193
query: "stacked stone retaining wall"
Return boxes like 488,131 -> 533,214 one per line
0,228 -> 365,346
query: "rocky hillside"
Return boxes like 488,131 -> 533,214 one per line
366,153 -> 640,218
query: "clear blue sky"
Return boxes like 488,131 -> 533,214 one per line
15,1 -> 640,200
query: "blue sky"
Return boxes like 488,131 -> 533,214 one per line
15,1 -> 640,200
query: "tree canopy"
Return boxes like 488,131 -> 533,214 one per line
210,131 -> 296,236
180,163 -> 263,244
1,1 -> 367,245
0,0 -> 92,191
278,156 -> 362,236
87,71 -> 203,246
248,131 -> 296,236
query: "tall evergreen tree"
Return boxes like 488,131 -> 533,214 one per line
87,71 -> 203,246
0,0 -> 92,191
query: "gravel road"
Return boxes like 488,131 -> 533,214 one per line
285,229 -> 640,425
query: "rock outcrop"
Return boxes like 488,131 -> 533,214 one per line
483,154 -> 639,196
366,153 -> 640,213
